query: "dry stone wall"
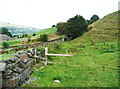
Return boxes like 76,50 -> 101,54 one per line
0,48 -> 45,88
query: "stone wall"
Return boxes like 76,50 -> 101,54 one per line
0,48 -> 46,88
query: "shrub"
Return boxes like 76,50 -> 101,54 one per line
2,42 -> 9,49
32,33 -> 36,36
39,34 -> 48,42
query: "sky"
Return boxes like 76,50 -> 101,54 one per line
0,0 -> 119,29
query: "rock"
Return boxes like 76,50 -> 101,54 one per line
54,80 -> 60,83
3,76 -> 20,87
19,54 -> 29,60
14,54 -> 20,58
12,73 -> 19,77
8,58 -> 15,62
12,56 -> 21,63
27,53 -> 33,58
25,76 -> 36,84
13,67 -> 23,73
22,59 -> 28,63
6,63 -> 16,70
3,69 -> 12,76
25,59 -> 33,68
22,67 -> 34,78
0,62 -> 6,71
47,62 -> 53,65
0,72 -> 2,89
18,61 -> 26,69
18,51 -> 25,55
18,74 -> 26,85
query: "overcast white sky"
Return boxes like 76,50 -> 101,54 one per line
0,0 -> 119,29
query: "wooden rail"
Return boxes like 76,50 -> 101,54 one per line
44,47 -> 73,65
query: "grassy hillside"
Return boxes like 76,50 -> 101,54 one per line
22,11 -> 119,87
87,11 -> 119,42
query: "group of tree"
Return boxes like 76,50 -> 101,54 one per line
55,14 -> 99,40
56,15 -> 87,39
86,15 -> 99,25
0,27 -> 12,37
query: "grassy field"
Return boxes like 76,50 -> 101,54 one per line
21,32 -> 118,87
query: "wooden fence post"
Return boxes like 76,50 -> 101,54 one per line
44,47 -> 48,65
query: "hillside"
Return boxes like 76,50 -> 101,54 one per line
21,11 -> 119,87
0,22 -> 41,36
86,11 -> 119,42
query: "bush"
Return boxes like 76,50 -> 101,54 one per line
32,33 -> 36,36
2,42 -> 9,48
39,34 -> 48,42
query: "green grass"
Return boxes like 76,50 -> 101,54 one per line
22,36 -> 118,87
0,39 -> 20,47
33,27 -> 57,36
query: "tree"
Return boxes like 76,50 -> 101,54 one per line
56,22 -> 67,35
65,15 -> 87,39
32,33 -> 36,36
0,27 -> 12,37
52,25 -> 55,27
89,15 -> 99,24
2,42 -> 9,49
39,34 -> 48,42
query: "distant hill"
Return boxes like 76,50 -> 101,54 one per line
0,22 -> 42,36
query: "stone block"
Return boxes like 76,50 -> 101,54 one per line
22,67 -> 34,78
18,74 -> 26,85
0,62 -> 6,71
0,72 -> 2,89
19,54 -> 29,60
18,61 -> 26,69
3,69 -> 12,77
5,63 -> 16,70
3,76 -> 20,87
25,59 -> 33,68
13,67 -> 23,73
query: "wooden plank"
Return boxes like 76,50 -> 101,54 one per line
45,47 -> 73,56
46,53 -> 73,56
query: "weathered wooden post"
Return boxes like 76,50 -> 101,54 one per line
44,47 -> 48,65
